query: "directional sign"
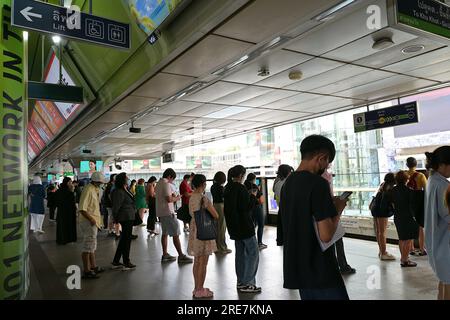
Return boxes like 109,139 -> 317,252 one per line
12,0 -> 130,49
353,102 -> 419,133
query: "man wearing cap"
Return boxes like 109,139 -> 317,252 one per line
78,171 -> 107,279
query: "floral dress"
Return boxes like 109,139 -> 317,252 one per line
187,192 -> 217,256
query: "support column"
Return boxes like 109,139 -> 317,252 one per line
0,0 -> 29,300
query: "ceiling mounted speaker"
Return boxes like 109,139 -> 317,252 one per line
372,37 -> 394,50
289,70 -> 303,80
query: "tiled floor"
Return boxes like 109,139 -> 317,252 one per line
27,217 -> 439,300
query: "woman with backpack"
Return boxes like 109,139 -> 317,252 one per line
370,173 -> 396,260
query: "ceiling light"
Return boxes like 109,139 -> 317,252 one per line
289,70 -> 303,80
401,45 -> 425,54
52,35 -> 61,44
23,31 -> 28,41
313,0 -> 356,22
372,37 -> 394,50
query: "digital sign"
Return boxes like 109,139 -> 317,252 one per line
80,160 -> 104,173
126,0 -> 185,35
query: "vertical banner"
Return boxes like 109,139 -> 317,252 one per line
1,0 -> 29,300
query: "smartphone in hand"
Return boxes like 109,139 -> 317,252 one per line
339,191 -> 353,200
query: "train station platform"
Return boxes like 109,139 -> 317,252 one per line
27,217 -> 438,300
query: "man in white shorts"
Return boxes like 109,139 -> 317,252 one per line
79,172 -> 107,279
155,168 -> 193,263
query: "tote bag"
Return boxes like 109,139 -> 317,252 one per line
194,197 -> 217,241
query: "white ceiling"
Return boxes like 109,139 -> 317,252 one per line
37,0 -> 450,168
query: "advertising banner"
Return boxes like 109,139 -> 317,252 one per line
1,0 -> 29,299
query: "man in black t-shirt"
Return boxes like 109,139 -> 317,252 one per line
224,165 -> 261,293
279,135 -> 349,300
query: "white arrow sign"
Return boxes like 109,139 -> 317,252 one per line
20,6 -> 42,22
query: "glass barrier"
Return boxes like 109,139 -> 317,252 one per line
264,176 -> 378,217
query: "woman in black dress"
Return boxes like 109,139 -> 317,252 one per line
391,171 -> 419,267
56,177 -> 77,245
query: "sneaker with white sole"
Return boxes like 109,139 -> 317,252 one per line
178,254 -> 193,264
239,285 -> 262,293
161,254 -> 177,262
379,253 -> 396,260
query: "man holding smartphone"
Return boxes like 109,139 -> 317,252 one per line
279,135 -> 349,300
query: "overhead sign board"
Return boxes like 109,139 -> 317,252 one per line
390,0 -> 450,41
353,102 -> 419,133
12,0 -> 130,49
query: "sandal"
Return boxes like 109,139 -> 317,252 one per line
193,288 -> 214,299
418,250 -> 427,256
400,260 -> 417,268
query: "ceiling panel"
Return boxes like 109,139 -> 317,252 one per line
285,0 -> 388,56
134,114 -> 172,127
213,86 -> 274,105
252,110 -> 307,123
399,60 -> 450,81
213,0 -> 342,43
238,89 -> 298,107
307,99 -> 355,114
162,35 -> 253,77
202,119 -> 239,128
255,57 -> 343,88
355,37 -> 444,69
96,111 -> 134,124
183,81 -> 246,103
161,116 -> 197,127
262,92 -> 322,109
429,71 -> 450,82
180,103 -> 228,117
154,101 -> 201,116
112,95 -> 158,114
223,50 -> 312,85
322,27 -> 417,62
311,70 -> 396,95
280,96 -> 344,112
133,73 -> 196,98
284,64 -> 371,92
382,46 -> 450,73
336,75 -> 437,100
228,108 -> 272,120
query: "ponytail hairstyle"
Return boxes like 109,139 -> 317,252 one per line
425,146 -> 450,171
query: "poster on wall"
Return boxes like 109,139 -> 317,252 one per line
28,123 -> 46,150
44,52 -> 80,120
35,101 -> 65,135
186,156 -> 212,169
31,112 -> 53,144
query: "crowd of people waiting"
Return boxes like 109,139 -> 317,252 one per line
27,135 -> 450,300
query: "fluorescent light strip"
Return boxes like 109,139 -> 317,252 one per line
314,0 -> 356,22
212,55 -> 249,75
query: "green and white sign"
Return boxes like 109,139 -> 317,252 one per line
1,0 -> 29,300
396,0 -> 450,39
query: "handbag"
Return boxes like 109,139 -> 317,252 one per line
194,197 -> 217,241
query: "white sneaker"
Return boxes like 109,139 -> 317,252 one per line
379,252 -> 395,260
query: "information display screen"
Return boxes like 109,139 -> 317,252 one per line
80,160 -> 104,173
126,0 -> 185,35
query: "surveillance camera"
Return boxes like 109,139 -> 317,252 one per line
82,149 -> 92,154
129,127 -> 142,133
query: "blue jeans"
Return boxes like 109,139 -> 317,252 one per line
253,205 -> 265,244
235,236 -> 259,286
299,287 -> 349,300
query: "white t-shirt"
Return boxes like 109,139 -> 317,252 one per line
155,178 -> 174,217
